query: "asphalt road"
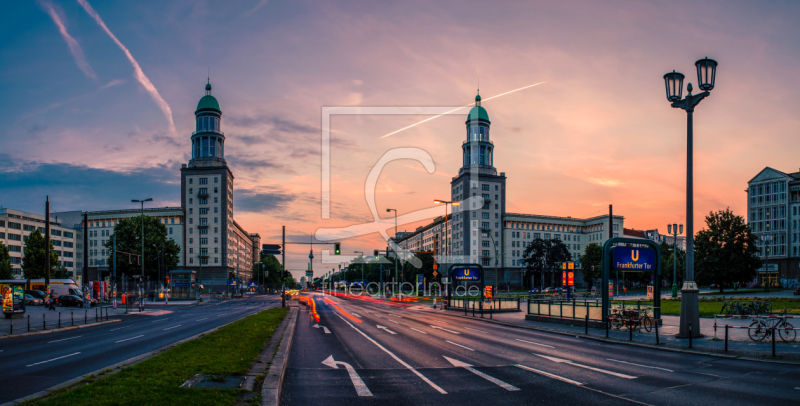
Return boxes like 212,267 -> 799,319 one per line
282,293 -> 800,406
0,295 -> 281,404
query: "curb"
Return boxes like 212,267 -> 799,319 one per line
0,309 -> 276,406
261,306 -> 299,406
0,319 -> 121,341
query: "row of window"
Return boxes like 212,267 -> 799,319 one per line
189,177 -> 219,184
188,227 -> 219,235
188,197 -> 219,205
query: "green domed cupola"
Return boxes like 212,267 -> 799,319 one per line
466,93 -> 490,124
191,80 -> 225,163
460,91 -> 496,176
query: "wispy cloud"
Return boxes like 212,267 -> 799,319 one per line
243,0 -> 269,17
77,0 -> 176,135
40,0 -> 97,82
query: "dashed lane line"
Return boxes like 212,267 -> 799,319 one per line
446,340 -> 475,351
607,359 -> 674,372
463,327 -> 488,333
26,352 -> 81,367
115,335 -> 145,344
410,328 -> 428,334
515,339 -> 555,348
163,325 -> 182,331
48,335 -> 83,344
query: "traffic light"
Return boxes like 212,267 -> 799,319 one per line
374,250 -> 379,259
334,242 -> 341,255
262,244 -> 282,256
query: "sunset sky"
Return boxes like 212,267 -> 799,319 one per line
2,0 -> 800,277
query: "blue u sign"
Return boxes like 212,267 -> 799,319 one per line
453,267 -> 481,281
612,247 -> 655,272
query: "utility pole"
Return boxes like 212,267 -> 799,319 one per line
45,197 -> 50,294
281,225 -> 286,307
610,204 -> 616,296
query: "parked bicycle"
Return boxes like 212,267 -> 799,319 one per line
748,316 -> 796,342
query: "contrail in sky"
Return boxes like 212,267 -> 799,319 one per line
41,1 -> 97,82
77,0 -> 176,135
380,81 -> 546,138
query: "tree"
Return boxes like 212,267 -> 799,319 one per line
53,263 -> 71,279
578,242 -> 602,291
259,255 -> 283,284
664,247 -> 686,286
522,238 -> 572,289
0,242 -> 13,279
104,216 -> 181,281
22,229 -> 59,279
695,208 -> 761,293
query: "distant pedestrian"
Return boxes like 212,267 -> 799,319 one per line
49,294 -> 57,310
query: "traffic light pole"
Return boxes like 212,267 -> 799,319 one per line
282,226 -> 286,308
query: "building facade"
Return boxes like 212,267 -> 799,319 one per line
746,167 -> 800,288
395,94 -> 625,289
1,208 -> 77,278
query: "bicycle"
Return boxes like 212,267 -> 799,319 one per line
748,317 -> 796,342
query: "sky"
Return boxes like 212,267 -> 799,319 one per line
2,0 -> 800,277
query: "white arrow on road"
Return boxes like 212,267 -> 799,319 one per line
322,355 -> 373,396
312,324 -> 331,334
430,325 -> 460,334
533,354 -> 637,379
444,356 -> 520,391
377,325 -> 397,334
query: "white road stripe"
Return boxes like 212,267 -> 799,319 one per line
163,325 -> 182,331
333,313 -> 447,394
387,319 -> 400,324
444,357 -> 519,391
115,335 -> 145,343
410,328 -> 428,334
322,326 -> 331,334
48,335 -> 83,344
534,354 -> 637,379
516,364 -> 584,386
607,359 -> 674,372
516,339 -> 555,348
446,340 -> 475,351
463,327 -> 488,333
152,318 -> 170,323
352,313 -> 361,317
27,352 -> 81,367
431,326 -> 460,334
196,318 -> 208,321
109,326 -> 128,331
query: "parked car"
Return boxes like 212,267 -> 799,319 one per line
529,288 -> 540,294
25,294 -> 43,306
794,287 -> 800,295
26,290 -> 47,300
58,295 -> 86,308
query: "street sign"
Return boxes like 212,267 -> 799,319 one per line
432,270 -> 438,277
262,244 -> 282,256
453,267 -> 480,281
612,247 -> 655,272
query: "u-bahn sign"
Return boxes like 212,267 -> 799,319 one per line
452,267 -> 481,281
612,247 -> 655,272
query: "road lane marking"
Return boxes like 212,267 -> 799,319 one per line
444,356 -> 519,391
410,328 -> 428,334
386,319 -> 400,324
607,359 -> 673,372
109,326 -> 128,331
431,326 -> 460,334
352,313 -> 361,317
217,313 -> 227,317
48,335 -> 83,344
27,352 -> 81,367
446,340 -> 475,351
322,326 -> 331,334
163,325 -> 182,331
463,327 -> 488,333
333,313 -> 447,394
515,364 -> 584,386
322,355 -> 373,396
196,318 -> 208,321
152,318 -> 170,323
534,354 -> 637,379
516,339 -> 555,348
377,325 -> 397,334
115,335 -> 145,343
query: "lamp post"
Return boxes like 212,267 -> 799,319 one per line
131,198 -> 152,289
480,228 -> 500,293
354,251 -> 364,286
386,208 -> 400,289
760,234 -> 772,292
667,224 -> 684,298
663,57 -> 717,338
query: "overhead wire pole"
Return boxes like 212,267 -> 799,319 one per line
282,225 -> 286,307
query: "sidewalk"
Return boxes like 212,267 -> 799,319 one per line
433,303 -> 800,362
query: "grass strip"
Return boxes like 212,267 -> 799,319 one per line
27,307 -> 289,406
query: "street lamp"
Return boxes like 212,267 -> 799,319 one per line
760,234 -> 772,292
480,228 -> 500,293
354,251 -> 364,286
667,224 -> 683,298
132,198 -> 152,291
663,56 -> 717,339
386,208 -> 401,288
434,200 -> 461,285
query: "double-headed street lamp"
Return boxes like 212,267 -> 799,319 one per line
760,234 -> 773,292
663,57 -> 717,338
132,198 -> 152,289
667,224 -> 683,298
433,200 -> 460,283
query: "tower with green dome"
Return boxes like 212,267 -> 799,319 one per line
180,80 -> 256,291
449,91 -> 507,271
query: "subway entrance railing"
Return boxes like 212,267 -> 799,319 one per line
446,297 -> 521,313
